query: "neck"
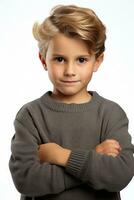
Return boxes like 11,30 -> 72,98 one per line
51,90 -> 92,104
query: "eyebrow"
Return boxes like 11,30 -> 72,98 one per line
52,53 -> 91,57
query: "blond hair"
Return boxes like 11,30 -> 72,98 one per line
33,5 -> 106,58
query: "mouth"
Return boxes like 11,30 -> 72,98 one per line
61,80 -> 80,83
60,80 -> 80,86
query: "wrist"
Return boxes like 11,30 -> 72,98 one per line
58,148 -> 71,167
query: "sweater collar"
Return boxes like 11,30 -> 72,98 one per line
41,91 -> 101,112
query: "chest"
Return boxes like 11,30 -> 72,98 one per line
42,111 -> 102,150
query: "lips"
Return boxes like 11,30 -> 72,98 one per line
61,80 -> 80,83
60,80 -> 80,86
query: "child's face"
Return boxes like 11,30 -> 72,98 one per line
42,33 -> 103,102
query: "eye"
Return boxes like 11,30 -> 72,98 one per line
77,57 -> 88,64
55,57 -> 65,63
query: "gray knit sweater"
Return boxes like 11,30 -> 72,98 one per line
9,91 -> 134,200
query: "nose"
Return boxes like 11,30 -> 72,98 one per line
64,63 -> 76,77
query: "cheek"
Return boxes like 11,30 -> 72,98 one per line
47,66 -> 62,80
80,70 -> 93,83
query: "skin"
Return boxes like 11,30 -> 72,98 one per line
38,140 -> 121,166
38,33 -> 121,166
40,33 -> 103,104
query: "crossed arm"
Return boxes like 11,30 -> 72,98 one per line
10,107 -> 134,196
38,139 -> 122,167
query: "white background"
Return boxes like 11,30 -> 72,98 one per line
0,0 -> 134,199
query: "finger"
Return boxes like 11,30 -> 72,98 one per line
105,139 -> 121,150
105,148 -> 120,155
106,139 -> 119,145
96,147 -> 120,156
109,143 -> 121,151
107,153 -> 118,157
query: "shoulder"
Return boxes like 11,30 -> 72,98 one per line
15,92 -> 48,121
94,92 -> 129,139
93,91 -> 127,120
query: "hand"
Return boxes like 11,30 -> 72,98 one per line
38,143 -> 71,167
95,139 -> 121,157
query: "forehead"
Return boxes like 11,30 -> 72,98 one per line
47,33 -> 91,55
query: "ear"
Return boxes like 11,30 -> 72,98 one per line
39,52 -> 47,70
93,53 -> 104,72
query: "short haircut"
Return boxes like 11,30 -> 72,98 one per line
33,5 -> 106,58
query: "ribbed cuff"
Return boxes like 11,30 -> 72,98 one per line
65,149 -> 89,178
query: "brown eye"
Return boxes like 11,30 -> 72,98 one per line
55,57 -> 64,63
78,57 -> 87,63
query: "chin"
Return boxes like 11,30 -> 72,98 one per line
59,88 -> 81,96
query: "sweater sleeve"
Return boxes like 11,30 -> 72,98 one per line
65,103 -> 134,192
9,107 -> 82,197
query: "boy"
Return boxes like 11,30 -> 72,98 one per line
9,5 -> 134,200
